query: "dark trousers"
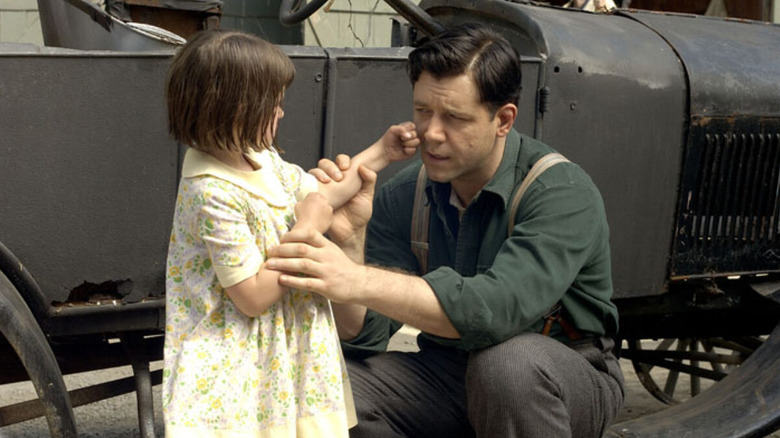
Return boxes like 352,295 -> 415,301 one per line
346,333 -> 624,438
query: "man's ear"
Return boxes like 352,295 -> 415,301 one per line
495,103 -> 517,137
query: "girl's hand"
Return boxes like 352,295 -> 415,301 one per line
293,192 -> 333,234
380,122 -> 420,162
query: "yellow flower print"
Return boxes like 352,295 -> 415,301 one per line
168,266 -> 181,277
211,398 -> 222,410
312,364 -> 321,373
318,343 -> 327,355
197,351 -> 207,360
271,358 -> 281,371
274,317 -> 283,326
278,391 -> 289,401
329,375 -> 338,384
197,379 -> 208,391
210,312 -> 223,325
224,328 -> 234,338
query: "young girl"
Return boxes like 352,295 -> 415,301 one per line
162,29 -> 418,437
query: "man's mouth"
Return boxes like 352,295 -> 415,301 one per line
424,149 -> 448,162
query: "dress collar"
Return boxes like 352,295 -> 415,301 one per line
181,148 -> 290,207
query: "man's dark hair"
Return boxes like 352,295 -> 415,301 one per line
408,23 -> 522,113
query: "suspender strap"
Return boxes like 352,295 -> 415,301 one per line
411,165 -> 431,274
411,153 -> 570,273
507,153 -> 569,236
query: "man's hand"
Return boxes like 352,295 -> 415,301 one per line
311,159 -> 377,249
266,228 -> 367,303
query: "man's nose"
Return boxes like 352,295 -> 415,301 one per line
423,115 -> 445,143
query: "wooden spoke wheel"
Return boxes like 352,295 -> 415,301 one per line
624,336 -> 763,404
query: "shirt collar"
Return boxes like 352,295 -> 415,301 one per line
482,128 -> 522,209
181,147 -> 290,207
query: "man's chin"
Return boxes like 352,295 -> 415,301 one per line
422,165 -> 451,183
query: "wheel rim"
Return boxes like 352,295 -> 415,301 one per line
625,336 -> 761,404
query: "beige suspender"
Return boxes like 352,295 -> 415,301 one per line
506,153 -> 570,236
411,164 -> 432,274
410,153 -> 570,273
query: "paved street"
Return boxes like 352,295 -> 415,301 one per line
0,327 -> 777,437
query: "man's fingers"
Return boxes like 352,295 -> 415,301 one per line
279,228 -> 327,246
335,154 -> 352,171
309,168 -> 333,183
356,165 -> 377,194
315,158 -> 344,182
278,274 -> 325,295
267,256 -> 321,278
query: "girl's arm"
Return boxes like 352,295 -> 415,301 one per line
317,122 -> 418,209
224,122 -> 418,318
224,193 -> 332,317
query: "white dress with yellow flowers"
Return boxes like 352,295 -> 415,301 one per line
163,148 -> 356,437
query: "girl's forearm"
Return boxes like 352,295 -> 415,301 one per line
224,266 -> 285,317
317,142 -> 387,209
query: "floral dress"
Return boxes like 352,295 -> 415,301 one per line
163,147 -> 356,437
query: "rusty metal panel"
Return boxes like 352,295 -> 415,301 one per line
625,11 -> 780,278
0,51 -> 180,304
623,10 -> 780,119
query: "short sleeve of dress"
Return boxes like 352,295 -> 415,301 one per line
269,150 -> 317,201
196,183 -> 263,288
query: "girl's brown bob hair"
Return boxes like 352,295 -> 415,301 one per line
166,30 -> 295,153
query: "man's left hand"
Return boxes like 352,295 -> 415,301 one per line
266,228 -> 366,303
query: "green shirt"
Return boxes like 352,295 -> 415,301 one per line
343,129 -> 618,354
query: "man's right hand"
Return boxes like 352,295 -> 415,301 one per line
311,156 -> 377,252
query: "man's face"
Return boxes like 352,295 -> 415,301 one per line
413,71 -> 505,203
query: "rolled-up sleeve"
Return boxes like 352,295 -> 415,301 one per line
425,182 -> 605,351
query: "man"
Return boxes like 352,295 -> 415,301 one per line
267,23 -> 624,438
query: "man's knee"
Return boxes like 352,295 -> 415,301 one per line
467,333 -> 557,394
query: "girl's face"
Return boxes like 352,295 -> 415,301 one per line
260,96 -> 285,147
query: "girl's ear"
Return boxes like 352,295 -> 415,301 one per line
495,103 -> 517,138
